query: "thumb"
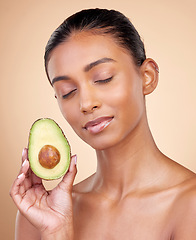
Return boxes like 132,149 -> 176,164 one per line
58,155 -> 77,192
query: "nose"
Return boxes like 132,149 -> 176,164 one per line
79,85 -> 101,114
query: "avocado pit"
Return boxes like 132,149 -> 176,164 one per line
38,145 -> 60,169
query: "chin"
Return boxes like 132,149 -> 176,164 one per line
81,133 -> 120,151
73,123 -> 129,151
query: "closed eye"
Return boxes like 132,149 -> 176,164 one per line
95,76 -> 113,84
62,89 -> 77,99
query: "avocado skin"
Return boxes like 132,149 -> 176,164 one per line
28,118 -> 71,180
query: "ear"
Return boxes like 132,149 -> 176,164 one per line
140,58 -> 159,95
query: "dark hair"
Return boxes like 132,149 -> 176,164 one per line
44,8 -> 146,84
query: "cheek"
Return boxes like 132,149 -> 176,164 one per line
109,80 -> 140,107
110,80 -> 144,123
57,100 -> 79,127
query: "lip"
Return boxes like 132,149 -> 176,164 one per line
84,116 -> 114,134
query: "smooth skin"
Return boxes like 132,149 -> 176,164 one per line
10,32 -> 196,239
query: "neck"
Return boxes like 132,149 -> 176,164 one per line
93,117 -> 164,198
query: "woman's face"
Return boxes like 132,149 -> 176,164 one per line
47,32 -> 146,150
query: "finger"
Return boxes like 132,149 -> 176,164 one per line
10,172 -> 26,208
30,168 -> 43,186
18,159 -> 42,196
22,148 -> 28,164
27,157 -> 43,186
18,159 -> 31,196
20,148 -> 42,187
57,155 -> 77,192
18,148 -> 28,176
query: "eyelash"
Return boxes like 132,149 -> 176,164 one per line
95,76 -> 113,84
62,89 -> 76,99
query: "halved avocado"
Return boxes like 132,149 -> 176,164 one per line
28,118 -> 70,180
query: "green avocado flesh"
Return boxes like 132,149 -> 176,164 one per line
28,118 -> 70,180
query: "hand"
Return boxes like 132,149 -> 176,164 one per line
10,148 -> 77,237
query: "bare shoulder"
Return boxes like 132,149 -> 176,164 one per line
167,159 -> 196,214
175,172 -> 196,202
171,172 -> 196,239
15,211 -> 40,240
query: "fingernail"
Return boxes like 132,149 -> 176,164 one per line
22,148 -> 25,157
22,159 -> 27,167
18,173 -> 24,179
74,155 -> 77,165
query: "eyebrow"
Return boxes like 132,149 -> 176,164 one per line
84,57 -> 116,72
52,75 -> 70,85
51,57 -> 116,85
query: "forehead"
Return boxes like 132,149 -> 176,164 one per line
47,32 -> 134,79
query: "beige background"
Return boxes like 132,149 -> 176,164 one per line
1,0 -> 196,239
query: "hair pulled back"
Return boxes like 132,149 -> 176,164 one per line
44,8 -> 146,83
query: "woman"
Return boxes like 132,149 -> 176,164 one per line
10,8 -> 196,239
